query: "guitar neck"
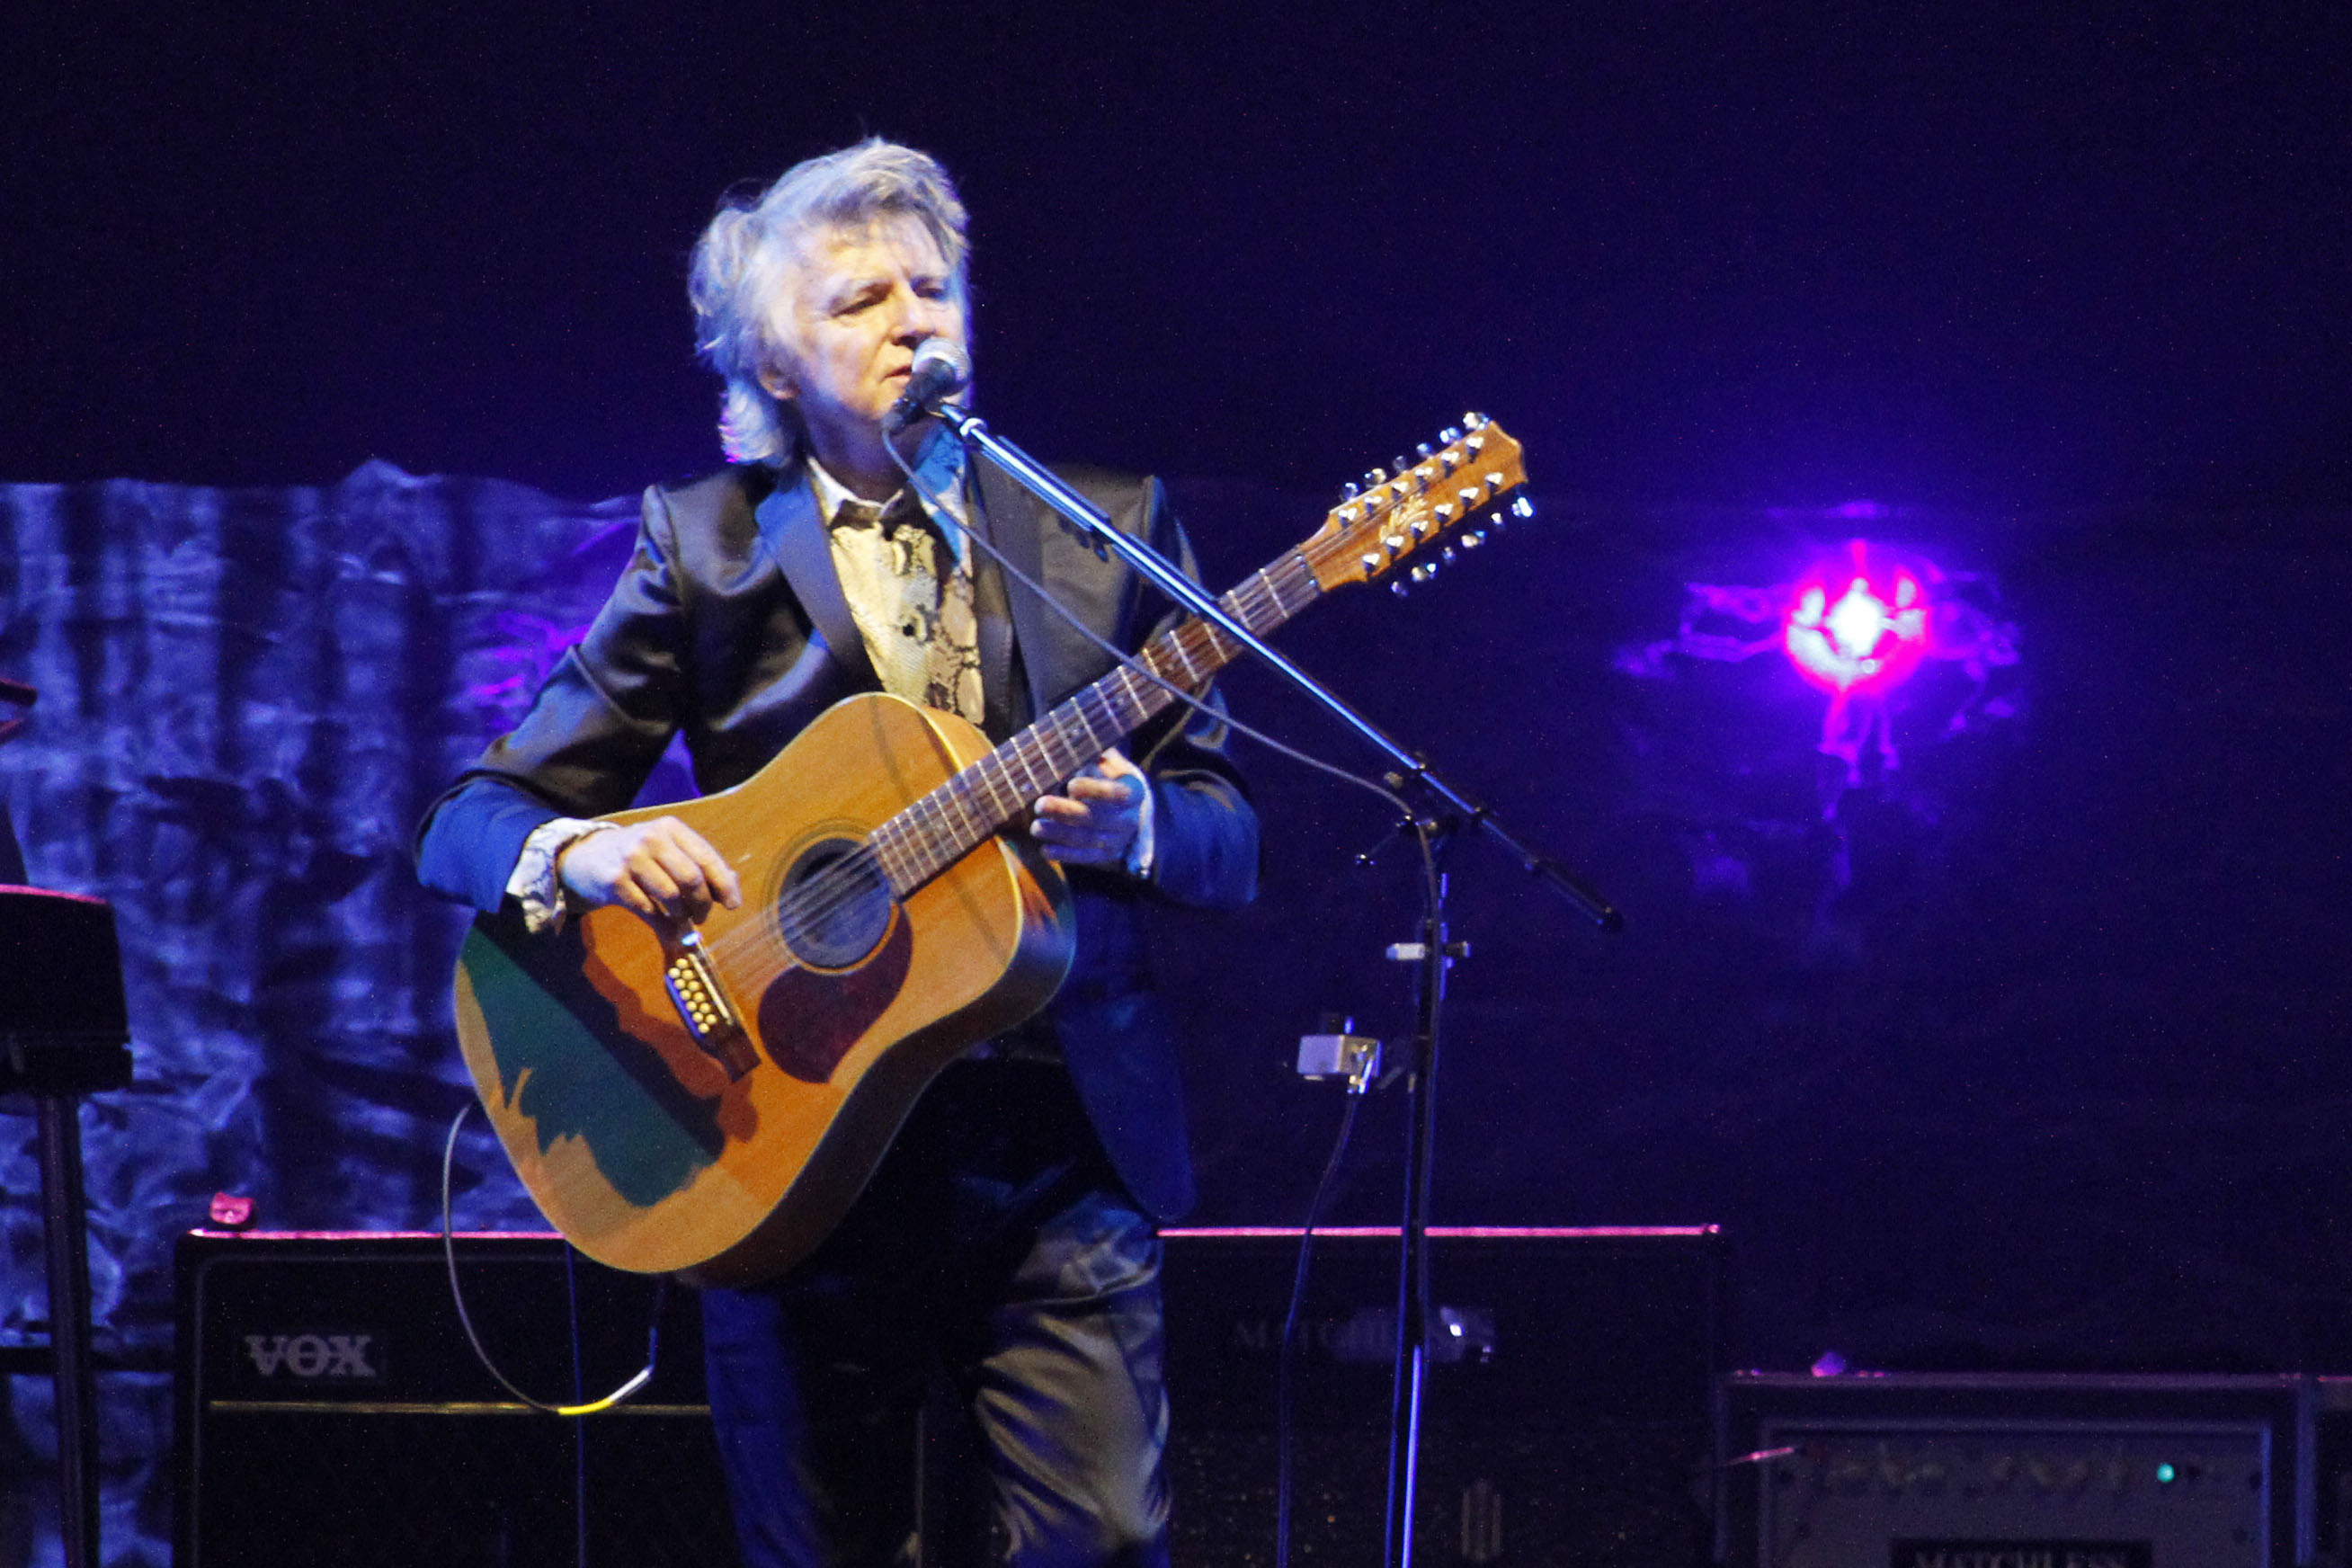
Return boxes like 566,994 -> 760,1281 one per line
870,552 -> 1320,894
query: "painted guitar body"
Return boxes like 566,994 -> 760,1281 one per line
453,692 -> 1072,1287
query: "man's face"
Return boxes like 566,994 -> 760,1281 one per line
763,213 -> 967,468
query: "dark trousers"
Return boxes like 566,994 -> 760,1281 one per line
701,1060 -> 1174,1568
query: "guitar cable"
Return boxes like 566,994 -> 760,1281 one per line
427,439 -> 1412,1429
439,1099 -> 664,1416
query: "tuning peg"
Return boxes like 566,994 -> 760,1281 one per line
1391,581 -> 1410,598
1360,552 -> 1384,573
1410,562 -> 1439,584
1439,426 -> 1463,444
1341,480 -> 1360,500
1463,412 -> 1487,430
1441,547 -> 1457,564
1415,442 -> 1433,459
1461,531 -> 1485,548
1391,456 -> 1410,475
1510,496 -> 1535,520
1363,467 -> 1387,486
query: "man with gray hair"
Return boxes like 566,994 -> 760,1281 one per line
416,138 -> 1258,1566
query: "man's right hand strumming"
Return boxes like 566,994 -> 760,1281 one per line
557,817 -> 743,926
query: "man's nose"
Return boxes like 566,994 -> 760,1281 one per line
893,290 -> 955,343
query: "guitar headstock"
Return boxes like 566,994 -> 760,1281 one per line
1300,414 -> 1530,594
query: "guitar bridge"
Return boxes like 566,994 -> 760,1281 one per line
664,931 -> 757,1080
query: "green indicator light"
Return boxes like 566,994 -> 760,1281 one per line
2156,1463 -> 2177,1483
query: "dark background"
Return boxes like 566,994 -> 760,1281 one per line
10,2 -> 2349,510
7,0 -> 2352,1396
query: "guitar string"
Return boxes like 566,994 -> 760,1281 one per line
688,564 -> 1296,980
681,487 -> 1445,984
681,544 -> 1313,989
682,473 -> 1459,989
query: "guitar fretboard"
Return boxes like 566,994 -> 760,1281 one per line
868,550 -> 1322,895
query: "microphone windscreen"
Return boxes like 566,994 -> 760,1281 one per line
909,337 -> 971,396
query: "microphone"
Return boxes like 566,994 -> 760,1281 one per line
884,338 -> 971,432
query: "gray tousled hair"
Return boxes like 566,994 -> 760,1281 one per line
688,138 -> 970,466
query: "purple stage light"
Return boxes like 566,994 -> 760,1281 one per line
1783,541 -> 1931,699
1618,528 -> 2020,815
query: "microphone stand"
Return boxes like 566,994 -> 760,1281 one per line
931,400 -> 1617,927
926,399 -> 1621,1568
1385,814 -> 1459,1568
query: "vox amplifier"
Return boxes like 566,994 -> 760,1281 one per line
174,1230 -> 735,1568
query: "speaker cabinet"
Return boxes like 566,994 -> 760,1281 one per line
174,1231 -> 735,1568
1159,1225 -> 1727,1567
1720,1372 -> 2315,1568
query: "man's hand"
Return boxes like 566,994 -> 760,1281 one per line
1031,749 -> 1148,869
557,817 -> 743,927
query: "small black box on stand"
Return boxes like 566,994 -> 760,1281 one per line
173,1230 -> 735,1568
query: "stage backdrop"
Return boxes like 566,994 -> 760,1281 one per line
2,462 -> 2348,1566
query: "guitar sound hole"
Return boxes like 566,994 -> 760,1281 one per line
778,838 -> 895,971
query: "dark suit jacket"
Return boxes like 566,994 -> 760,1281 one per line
415,456 -> 1258,1219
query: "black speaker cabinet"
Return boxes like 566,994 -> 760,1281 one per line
174,1230 -> 736,1568
1720,1372 -> 2316,1568
1159,1225 -> 1728,1567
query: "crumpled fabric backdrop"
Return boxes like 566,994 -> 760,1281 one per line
3,463 -> 2349,1568
0,462 -> 654,1567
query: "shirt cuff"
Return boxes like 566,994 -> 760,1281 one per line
1124,781 -> 1157,881
507,817 -> 619,935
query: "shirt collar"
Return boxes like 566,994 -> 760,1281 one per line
805,430 -> 971,566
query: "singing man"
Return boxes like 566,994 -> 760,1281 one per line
415,138 -> 1258,1566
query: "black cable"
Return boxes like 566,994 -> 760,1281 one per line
440,1100 -> 664,1416
563,1243 -> 589,1567
1275,1089 -> 1364,1568
885,435 -> 1416,821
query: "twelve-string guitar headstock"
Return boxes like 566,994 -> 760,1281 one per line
1298,414 -> 1531,595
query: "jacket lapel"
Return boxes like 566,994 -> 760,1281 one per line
974,456 -> 1058,726
753,463 -> 877,691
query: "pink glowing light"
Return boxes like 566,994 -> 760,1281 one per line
1616,533 -> 2020,812
1783,542 -> 1931,698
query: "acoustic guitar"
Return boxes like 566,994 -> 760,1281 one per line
452,418 -> 1528,1284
